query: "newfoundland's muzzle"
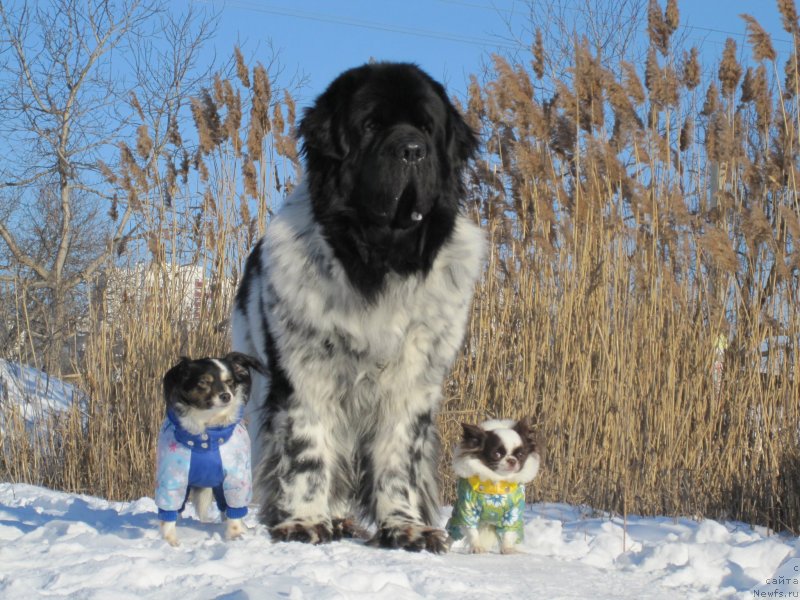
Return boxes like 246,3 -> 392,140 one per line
359,126 -> 436,229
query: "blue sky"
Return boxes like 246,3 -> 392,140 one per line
202,0 -> 791,105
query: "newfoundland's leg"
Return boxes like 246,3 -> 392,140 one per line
256,400 -> 339,544
234,253 -> 343,543
366,408 -> 447,553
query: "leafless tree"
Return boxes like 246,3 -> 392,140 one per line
0,0 -> 216,372
495,0 -> 649,83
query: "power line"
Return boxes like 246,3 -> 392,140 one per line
214,0 -> 521,50
201,0 -> 794,59
435,0 -> 795,46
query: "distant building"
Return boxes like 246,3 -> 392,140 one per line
97,263 -> 235,326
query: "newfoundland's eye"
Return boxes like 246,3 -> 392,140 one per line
364,119 -> 378,133
420,121 -> 433,134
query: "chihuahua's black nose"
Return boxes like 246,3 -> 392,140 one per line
219,392 -> 232,404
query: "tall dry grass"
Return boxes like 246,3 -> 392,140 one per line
442,0 -> 800,532
0,49 -> 299,500
1,2 -> 800,534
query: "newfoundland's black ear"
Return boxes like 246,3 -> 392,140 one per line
427,77 -> 479,165
224,351 -> 267,381
446,104 -> 479,165
460,423 -> 486,450
299,66 -> 366,160
162,356 -> 191,405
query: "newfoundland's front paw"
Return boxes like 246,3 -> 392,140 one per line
331,518 -> 369,541
368,524 -> 448,553
269,518 -> 333,545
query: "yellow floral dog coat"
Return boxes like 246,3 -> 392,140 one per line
446,476 -> 525,542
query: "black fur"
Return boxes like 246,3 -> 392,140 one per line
299,62 -> 478,299
163,352 -> 265,415
232,62 -> 484,553
459,419 -> 539,474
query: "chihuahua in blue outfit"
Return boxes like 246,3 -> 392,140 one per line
155,353 -> 264,546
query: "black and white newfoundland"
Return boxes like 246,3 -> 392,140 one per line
231,62 -> 485,552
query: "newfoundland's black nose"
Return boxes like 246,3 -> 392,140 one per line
399,142 -> 426,164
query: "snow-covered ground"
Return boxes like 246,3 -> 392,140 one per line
1,483 -> 799,599
2,361 -> 799,598
0,359 -> 83,427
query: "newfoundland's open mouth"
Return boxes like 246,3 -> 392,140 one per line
390,177 -> 429,229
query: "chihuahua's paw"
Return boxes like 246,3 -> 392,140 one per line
225,518 -> 246,541
500,531 -> 522,554
160,521 -> 179,547
269,518 -> 333,545
368,523 -> 448,553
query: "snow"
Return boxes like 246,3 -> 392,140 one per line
0,359 -> 83,426
1,483 -> 799,599
1,361 -> 798,597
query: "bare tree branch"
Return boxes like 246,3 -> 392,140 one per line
0,0 -> 217,371
0,220 -> 51,280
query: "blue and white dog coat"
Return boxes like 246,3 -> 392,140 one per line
155,408 -> 252,522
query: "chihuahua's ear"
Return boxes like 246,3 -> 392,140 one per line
224,351 -> 267,380
163,356 -> 191,405
514,418 -> 542,455
460,423 -> 486,449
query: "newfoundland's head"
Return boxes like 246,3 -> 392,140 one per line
298,62 -> 478,298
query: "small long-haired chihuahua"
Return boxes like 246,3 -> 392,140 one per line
155,352 -> 264,546
445,418 -> 541,554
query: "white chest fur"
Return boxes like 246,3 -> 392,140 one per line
260,184 -> 485,387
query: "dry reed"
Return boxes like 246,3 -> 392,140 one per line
2,7 -> 800,535
442,1 -> 800,533
0,48 -> 298,501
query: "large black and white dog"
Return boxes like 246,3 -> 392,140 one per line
231,62 -> 485,552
